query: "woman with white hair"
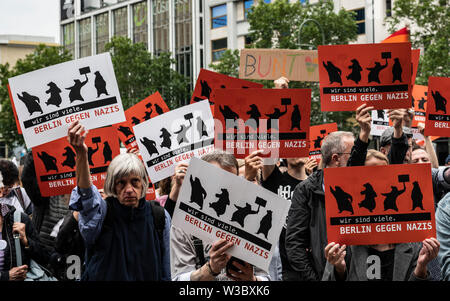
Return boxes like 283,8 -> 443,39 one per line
67,120 -> 171,281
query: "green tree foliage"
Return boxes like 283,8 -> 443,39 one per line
104,36 -> 190,110
0,45 -> 72,147
211,0 -> 359,131
386,0 -> 449,85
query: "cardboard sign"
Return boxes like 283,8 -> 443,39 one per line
190,69 -> 263,116
425,77 -> 450,137
309,123 -> 338,163
318,43 -> 412,111
411,85 -> 428,128
133,100 -> 215,183
32,126 -> 120,197
324,163 -> 435,246
370,109 -> 390,137
113,92 -> 170,150
8,53 -> 125,148
171,157 -> 290,272
214,88 -> 311,159
239,48 -> 319,82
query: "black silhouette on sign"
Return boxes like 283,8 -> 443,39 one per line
265,106 -> 288,130
38,151 -> 58,172
155,103 -> 164,115
17,92 -> 43,116
230,203 -> 260,228
382,182 -> 406,212
88,143 -> 99,166
256,210 -> 273,239
143,103 -> 153,121
313,129 -> 327,149
418,95 -> 427,111
346,59 -> 363,84
159,128 -> 172,149
411,181 -> 424,211
245,104 -> 261,129
140,137 -> 159,157
330,186 -> 354,215
131,117 -> 141,126
45,82 -> 63,107
118,126 -> 133,137
290,104 -> 301,130
219,105 -> 240,129
94,71 -> 109,97
193,80 -> 214,105
196,117 -> 209,138
358,183 -> 377,213
367,54 -> 389,84
392,58 -> 403,83
322,61 -> 343,85
66,71 -> 89,103
376,110 -> 386,120
431,90 -> 447,114
103,141 -> 113,164
174,118 -> 193,145
190,175 -> 207,210
209,188 -> 231,217
61,146 -> 76,169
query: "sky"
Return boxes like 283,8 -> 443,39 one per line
0,0 -> 60,43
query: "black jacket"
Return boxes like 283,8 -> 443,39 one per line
0,206 -> 49,281
285,137 -> 369,281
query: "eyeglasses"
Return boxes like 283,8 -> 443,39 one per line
337,152 -> 351,155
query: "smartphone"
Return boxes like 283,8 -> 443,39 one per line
226,256 -> 246,276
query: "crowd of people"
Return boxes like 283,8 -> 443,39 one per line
0,77 -> 449,282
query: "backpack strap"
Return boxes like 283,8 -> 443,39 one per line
13,210 -> 23,266
192,236 -> 205,269
149,200 -> 165,242
13,187 -> 26,212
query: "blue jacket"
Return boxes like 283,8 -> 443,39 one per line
69,185 -> 171,281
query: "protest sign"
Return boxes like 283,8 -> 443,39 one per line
8,53 -> 125,148
133,100 -> 215,183
239,48 -> 319,82
32,126 -> 120,197
190,69 -> 263,116
171,157 -> 290,272
309,123 -> 338,163
214,88 -> 311,159
318,43 -> 412,111
425,77 -> 450,137
370,109 -> 390,137
324,163 -> 435,246
113,92 -> 170,150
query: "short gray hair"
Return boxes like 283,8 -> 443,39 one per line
103,153 -> 149,199
320,131 -> 354,167
201,149 -> 239,175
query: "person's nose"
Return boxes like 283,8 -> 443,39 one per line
124,182 -> 134,193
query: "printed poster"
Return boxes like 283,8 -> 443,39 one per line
309,123 -> 338,163
424,77 -> 450,137
113,92 -> 170,150
32,126 -> 120,197
214,88 -> 311,159
318,43 -> 412,111
370,109 -> 390,137
324,163 -> 435,246
171,157 -> 291,272
8,52 -> 125,148
133,100 -> 215,183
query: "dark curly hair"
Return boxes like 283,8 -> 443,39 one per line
0,159 -> 19,186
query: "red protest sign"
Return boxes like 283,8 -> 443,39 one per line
191,69 -> 263,116
113,92 -> 170,149
309,123 -> 338,163
411,85 -> 428,128
33,126 -> 120,196
324,163 -> 435,246
214,88 -> 311,159
425,77 -> 450,137
8,84 -> 22,134
318,43 -> 412,111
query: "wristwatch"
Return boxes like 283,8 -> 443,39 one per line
206,261 -> 220,276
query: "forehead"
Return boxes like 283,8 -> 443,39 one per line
412,149 -> 429,158
115,173 -> 142,182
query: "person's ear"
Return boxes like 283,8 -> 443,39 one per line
331,154 -> 340,166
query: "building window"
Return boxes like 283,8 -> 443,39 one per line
212,38 -> 227,62
96,13 -> 109,54
153,0 -> 170,55
62,22 -> 75,57
244,0 -> 253,19
175,0 -> 193,80
245,35 -> 253,47
133,2 -> 148,48
78,18 -> 91,58
351,8 -> 365,35
299,0 -> 307,4
386,0 -> 392,17
211,4 -> 226,29
113,6 -> 128,37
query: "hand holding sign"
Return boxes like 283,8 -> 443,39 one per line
67,120 -> 88,154
355,104 -> 374,143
